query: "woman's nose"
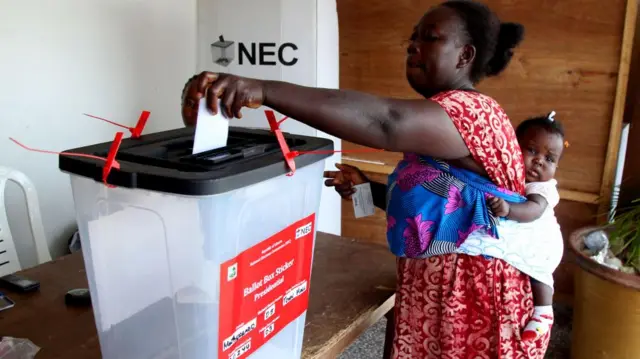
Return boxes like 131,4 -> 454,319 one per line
407,41 -> 418,55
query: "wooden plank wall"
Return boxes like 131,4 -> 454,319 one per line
336,0 -> 632,300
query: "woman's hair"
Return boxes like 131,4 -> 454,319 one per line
442,0 -> 525,83
515,112 -> 565,141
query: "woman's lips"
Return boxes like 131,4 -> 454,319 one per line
406,58 -> 424,69
406,53 -> 422,68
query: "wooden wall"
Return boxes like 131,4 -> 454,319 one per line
336,0 -> 636,300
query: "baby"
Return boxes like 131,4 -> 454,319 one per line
488,111 -> 566,341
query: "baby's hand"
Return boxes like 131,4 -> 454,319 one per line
488,197 -> 510,217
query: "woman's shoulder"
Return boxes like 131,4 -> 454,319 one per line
430,90 -> 508,117
429,90 -> 512,132
429,89 -> 525,194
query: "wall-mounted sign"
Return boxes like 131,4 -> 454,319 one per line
211,34 -> 298,67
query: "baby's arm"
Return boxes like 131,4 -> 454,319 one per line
488,194 -> 548,223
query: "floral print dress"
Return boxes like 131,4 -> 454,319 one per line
389,90 -> 550,359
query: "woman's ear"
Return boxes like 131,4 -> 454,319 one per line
458,44 -> 476,69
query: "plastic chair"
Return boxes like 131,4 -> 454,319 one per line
0,166 -> 51,276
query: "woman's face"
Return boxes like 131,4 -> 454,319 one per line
406,6 -> 473,97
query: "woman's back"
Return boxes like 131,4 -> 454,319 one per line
390,90 -> 550,358
385,90 -> 526,257
431,90 -> 525,193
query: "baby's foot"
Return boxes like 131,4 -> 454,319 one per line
522,305 -> 554,341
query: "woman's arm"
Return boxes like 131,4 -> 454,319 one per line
183,73 -> 471,160
261,80 -> 470,160
370,181 -> 387,211
324,164 -> 387,211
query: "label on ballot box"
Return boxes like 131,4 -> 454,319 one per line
219,214 -> 316,359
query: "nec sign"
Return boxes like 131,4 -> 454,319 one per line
238,42 -> 298,66
212,36 -> 299,67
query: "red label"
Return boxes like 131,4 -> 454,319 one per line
218,214 -> 316,359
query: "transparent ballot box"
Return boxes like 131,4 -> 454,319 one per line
59,126 -> 333,359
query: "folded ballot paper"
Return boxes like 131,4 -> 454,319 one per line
192,98 -> 230,155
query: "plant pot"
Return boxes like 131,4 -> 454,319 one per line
568,227 -> 640,359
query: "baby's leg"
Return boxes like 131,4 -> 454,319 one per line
532,278 -> 553,305
523,278 -> 554,341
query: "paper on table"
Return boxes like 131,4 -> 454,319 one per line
192,98 -> 230,154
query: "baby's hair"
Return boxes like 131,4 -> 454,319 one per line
515,111 -> 565,141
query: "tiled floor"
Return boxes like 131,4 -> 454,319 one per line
339,304 -> 573,359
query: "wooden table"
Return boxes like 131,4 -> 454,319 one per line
0,233 -> 396,359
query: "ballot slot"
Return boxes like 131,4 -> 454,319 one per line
102,131 -> 304,172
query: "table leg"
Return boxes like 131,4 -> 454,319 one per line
382,309 -> 395,359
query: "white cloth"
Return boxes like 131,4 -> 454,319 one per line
457,180 -> 564,287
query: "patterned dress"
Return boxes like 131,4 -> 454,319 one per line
390,90 -> 550,359
386,156 -> 526,258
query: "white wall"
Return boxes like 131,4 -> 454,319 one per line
0,0 -> 197,267
0,0 -> 341,268
196,0 -> 342,235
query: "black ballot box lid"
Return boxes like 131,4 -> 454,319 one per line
59,126 -> 334,196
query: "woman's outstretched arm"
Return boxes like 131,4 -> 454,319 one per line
261,80 -> 469,160
182,72 -> 470,160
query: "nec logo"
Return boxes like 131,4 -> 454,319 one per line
211,35 -> 298,67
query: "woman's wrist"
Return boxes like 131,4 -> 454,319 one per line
355,167 -> 370,184
369,181 -> 387,211
260,79 -> 275,109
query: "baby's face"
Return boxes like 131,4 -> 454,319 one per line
519,127 -> 564,183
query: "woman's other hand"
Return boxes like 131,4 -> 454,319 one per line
323,164 -> 369,200
181,72 -> 265,126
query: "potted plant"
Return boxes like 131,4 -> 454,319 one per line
568,199 -> 640,359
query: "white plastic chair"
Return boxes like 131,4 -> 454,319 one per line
0,166 -> 51,276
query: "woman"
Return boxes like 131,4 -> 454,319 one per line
181,1 -> 549,357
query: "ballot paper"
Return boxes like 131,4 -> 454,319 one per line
192,98 -> 230,154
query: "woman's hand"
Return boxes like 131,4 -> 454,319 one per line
181,71 -> 265,126
323,164 -> 369,200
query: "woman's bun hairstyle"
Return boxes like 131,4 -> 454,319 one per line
486,22 -> 525,77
